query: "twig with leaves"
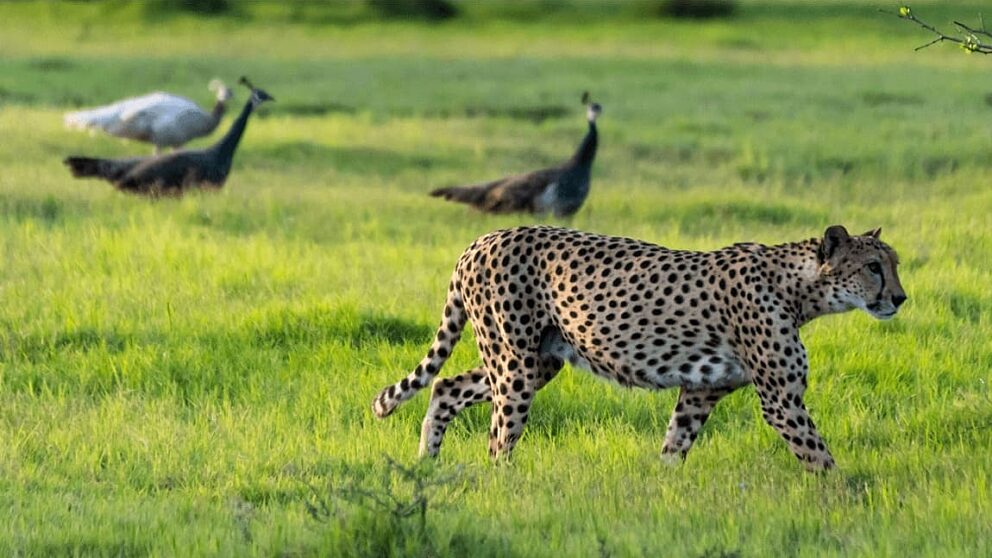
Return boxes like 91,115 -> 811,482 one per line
884,6 -> 992,55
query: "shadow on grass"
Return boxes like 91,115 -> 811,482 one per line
0,327 -> 134,363
381,104 -> 574,124
649,200 -> 827,234
947,291 -> 984,324
630,142 -> 736,165
839,470 -> 875,505
695,549 -> 742,558
861,91 -> 924,107
22,541 -> 147,558
0,193 -> 73,225
449,104 -> 571,124
0,85 -> 37,104
246,142 -> 443,175
258,101 -> 571,124
264,101 -> 357,117
919,155 -> 959,179
26,56 -> 76,72
246,305 -> 432,349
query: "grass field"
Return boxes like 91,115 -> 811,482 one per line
1,1 -> 990,556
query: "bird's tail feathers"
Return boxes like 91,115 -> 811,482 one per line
63,157 -> 106,178
429,181 -> 497,207
63,107 -> 119,131
63,156 -> 137,182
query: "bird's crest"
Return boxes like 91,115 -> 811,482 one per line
239,76 -> 275,104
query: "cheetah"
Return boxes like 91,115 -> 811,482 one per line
372,225 -> 906,471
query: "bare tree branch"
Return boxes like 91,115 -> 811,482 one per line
883,6 -> 992,55
955,20 -> 992,42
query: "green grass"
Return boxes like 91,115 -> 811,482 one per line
1,1 -> 990,556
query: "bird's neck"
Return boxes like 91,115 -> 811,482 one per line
205,100 -> 227,133
211,99 -> 227,122
569,121 -> 598,167
212,99 -> 255,162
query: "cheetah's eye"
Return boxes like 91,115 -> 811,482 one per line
866,262 -> 882,275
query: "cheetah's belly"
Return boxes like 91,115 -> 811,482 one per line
540,329 -> 749,391
642,349 -> 750,390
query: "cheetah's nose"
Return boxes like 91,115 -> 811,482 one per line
892,294 -> 907,308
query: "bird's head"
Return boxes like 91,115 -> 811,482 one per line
209,79 -> 233,103
581,91 -> 602,123
239,76 -> 275,107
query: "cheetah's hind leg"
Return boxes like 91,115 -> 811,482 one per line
419,368 -> 492,458
419,340 -> 565,459
483,328 -> 566,460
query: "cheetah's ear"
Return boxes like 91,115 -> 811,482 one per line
862,227 -> 881,239
818,225 -> 850,264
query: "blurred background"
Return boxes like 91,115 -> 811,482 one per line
1,1 -> 990,556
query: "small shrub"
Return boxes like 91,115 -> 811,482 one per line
300,456 -> 473,555
657,0 -> 737,19
366,0 -> 458,21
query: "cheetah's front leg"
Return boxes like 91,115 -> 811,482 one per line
661,386 -> 737,464
745,339 -> 836,471
755,385 -> 835,471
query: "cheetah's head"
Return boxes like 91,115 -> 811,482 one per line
817,225 -> 906,320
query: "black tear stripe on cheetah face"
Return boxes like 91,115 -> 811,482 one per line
372,224 -> 906,472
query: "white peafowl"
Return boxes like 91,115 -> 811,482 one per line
64,79 -> 234,154
63,77 -> 273,197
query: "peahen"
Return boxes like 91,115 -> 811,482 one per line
63,77 -> 273,196
64,79 -> 234,154
430,92 -> 602,218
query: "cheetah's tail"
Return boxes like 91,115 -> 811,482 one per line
371,279 -> 467,419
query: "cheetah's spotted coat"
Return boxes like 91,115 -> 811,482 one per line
372,225 -> 906,471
